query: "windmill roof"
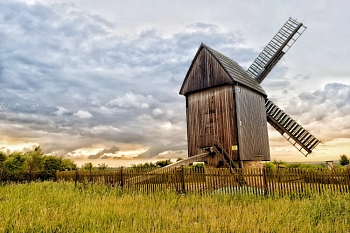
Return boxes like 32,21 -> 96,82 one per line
201,44 -> 266,96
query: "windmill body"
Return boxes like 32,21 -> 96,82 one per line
179,18 -> 320,168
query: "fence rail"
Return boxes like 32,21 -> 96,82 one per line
56,167 -> 350,196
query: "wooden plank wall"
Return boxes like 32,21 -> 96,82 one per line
186,85 -> 238,165
235,85 -> 270,161
180,47 -> 232,95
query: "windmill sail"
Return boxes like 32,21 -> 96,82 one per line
247,17 -> 307,84
265,99 -> 320,156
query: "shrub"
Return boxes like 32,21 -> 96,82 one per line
155,159 -> 173,168
81,162 -> 94,170
97,163 -> 108,170
340,154 -> 349,166
3,152 -> 27,180
62,158 -> 77,171
25,146 -> 44,173
131,162 -> 157,169
263,162 -> 276,169
42,156 -> 64,180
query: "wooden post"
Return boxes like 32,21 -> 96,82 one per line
75,169 -> 78,186
120,167 -> 124,188
181,165 -> 186,194
263,167 -> 268,196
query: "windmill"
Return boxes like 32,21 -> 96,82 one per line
179,17 -> 320,169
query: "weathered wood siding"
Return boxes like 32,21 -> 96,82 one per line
235,84 -> 270,161
186,85 -> 239,165
180,47 -> 233,95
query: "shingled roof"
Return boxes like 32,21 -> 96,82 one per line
180,43 -> 266,96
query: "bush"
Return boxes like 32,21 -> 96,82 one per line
187,162 -> 204,168
340,154 -> 349,166
155,159 -> 173,168
62,158 -> 77,171
0,147 -> 77,181
97,163 -> 108,170
42,156 -> 64,180
25,146 -> 44,173
263,162 -> 276,169
81,162 -> 94,170
131,162 -> 157,169
286,163 -> 324,169
3,152 -> 27,180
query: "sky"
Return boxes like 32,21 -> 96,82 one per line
1,0 -> 350,165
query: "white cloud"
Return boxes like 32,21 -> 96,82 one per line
54,106 -> 68,116
152,108 -> 164,116
108,92 -> 152,109
74,110 -> 92,119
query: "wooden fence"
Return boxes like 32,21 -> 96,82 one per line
56,167 -> 350,196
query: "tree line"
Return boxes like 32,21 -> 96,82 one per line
0,146 -> 76,181
264,154 -> 349,169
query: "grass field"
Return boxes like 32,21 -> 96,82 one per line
0,182 -> 349,232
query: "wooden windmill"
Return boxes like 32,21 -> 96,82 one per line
179,18 -> 320,169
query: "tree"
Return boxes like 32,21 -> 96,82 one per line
62,158 -> 77,171
155,159 -> 173,168
43,156 -> 63,180
81,162 -> 94,170
131,162 -> 157,169
0,151 -> 7,181
25,146 -> 44,173
97,163 -> 108,170
0,151 -> 7,164
0,147 -> 78,181
4,152 -> 28,180
340,154 -> 349,166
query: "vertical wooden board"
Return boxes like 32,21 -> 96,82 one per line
180,48 -> 233,95
235,85 -> 270,161
186,85 -> 239,165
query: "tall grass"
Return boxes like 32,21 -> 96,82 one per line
0,182 -> 349,232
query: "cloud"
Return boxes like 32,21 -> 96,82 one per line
108,92 -> 152,109
88,145 -> 120,159
54,106 -> 68,116
271,83 -> 350,146
284,83 -> 350,121
74,110 -> 92,119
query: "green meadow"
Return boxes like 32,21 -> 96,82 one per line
0,182 -> 349,232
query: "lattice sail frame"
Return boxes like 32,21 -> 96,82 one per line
247,17 -> 307,84
265,99 -> 320,157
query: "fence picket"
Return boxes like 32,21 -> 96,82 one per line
55,167 -> 350,196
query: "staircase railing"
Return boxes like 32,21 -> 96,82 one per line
213,137 -> 239,170
210,137 -> 246,186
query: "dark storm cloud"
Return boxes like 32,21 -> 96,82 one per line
88,146 -> 120,159
0,1 -> 259,157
